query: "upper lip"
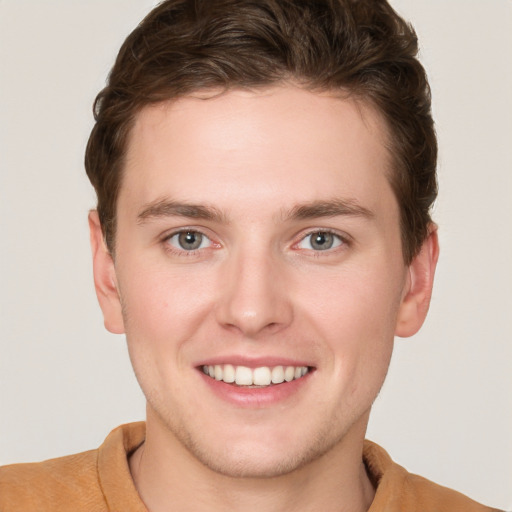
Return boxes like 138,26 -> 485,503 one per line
195,356 -> 313,369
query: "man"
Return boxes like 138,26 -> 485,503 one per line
0,0 -> 504,510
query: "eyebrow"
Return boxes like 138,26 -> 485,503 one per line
282,198 -> 374,221
137,197 -> 374,225
137,199 -> 226,224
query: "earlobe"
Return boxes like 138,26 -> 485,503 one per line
395,225 -> 439,338
88,211 -> 125,334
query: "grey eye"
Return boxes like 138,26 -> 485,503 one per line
298,231 -> 343,251
179,231 -> 202,250
310,232 -> 334,250
168,231 -> 210,251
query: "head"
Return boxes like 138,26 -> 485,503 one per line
86,0 -> 439,480
85,0 -> 437,265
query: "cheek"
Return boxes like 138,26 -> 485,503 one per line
297,263 -> 402,388
118,263 -> 217,348
300,262 -> 404,339
118,265 -> 217,401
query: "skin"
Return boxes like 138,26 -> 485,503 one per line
90,85 -> 438,512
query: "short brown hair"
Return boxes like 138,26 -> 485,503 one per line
85,0 -> 437,263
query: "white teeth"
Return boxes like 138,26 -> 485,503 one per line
223,364 -> 235,383
203,364 -> 309,386
235,366 -> 253,385
253,366 -> 272,386
271,366 -> 285,384
284,366 -> 295,382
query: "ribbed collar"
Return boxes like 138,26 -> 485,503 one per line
97,422 -> 147,511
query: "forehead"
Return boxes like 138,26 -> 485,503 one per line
120,86 -> 394,217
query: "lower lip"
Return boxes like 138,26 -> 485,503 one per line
199,370 -> 312,407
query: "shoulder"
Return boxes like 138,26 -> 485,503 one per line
0,449 -> 105,512
0,423 -> 146,512
399,471 -> 503,512
364,440 -> 504,512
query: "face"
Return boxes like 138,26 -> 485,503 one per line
92,85 -> 435,478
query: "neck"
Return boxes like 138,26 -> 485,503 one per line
129,411 -> 375,512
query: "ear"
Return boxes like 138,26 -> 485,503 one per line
88,210 -> 125,334
395,225 -> 439,338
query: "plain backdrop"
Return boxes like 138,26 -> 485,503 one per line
1,1 -> 511,509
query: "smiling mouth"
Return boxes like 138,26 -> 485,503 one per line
201,364 -> 310,387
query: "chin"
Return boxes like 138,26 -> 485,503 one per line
189,444 -> 314,479
177,425 -> 346,479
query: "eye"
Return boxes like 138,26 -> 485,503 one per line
297,231 -> 344,251
166,230 -> 212,251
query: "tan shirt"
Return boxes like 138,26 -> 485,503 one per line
0,422 -> 502,511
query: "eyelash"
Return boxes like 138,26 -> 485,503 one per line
161,229 -> 216,257
294,229 -> 350,255
160,228 -> 350,257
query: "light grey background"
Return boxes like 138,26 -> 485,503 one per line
1,1 -> 511,509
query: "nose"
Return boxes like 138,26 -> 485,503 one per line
215,247 -> 293,338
